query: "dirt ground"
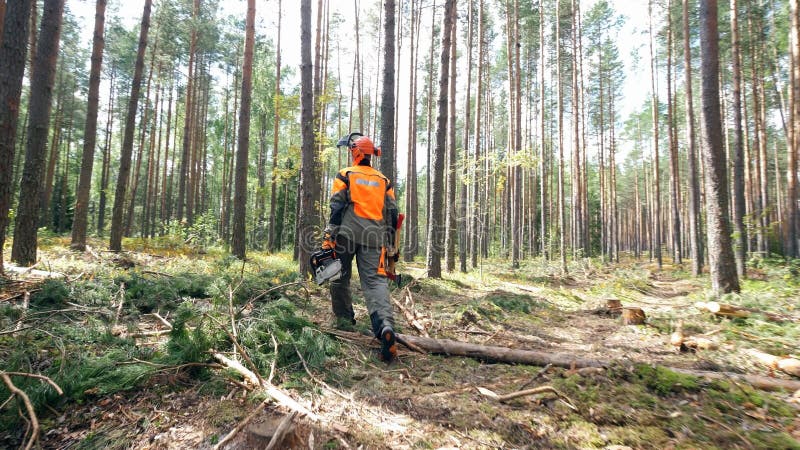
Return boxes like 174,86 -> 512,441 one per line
2,244 -> 800,449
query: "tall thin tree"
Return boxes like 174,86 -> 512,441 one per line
70,0 -> 107,251
729,0 -> 747,275
0,0 -> 33,271
10,0 -> 65,266
699,0 -> 740,294
380,0 -> 396,181
426,0 -> 455,278
269,0 -> 282,252
108,0 -> 152,252
790,0 -> 800,257
298,0 -> 319,275
683,0 -> 703,275
648,0 -> 662,269
231,0 -> 256,259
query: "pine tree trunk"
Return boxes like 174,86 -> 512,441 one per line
459,0 -> 473,273
426,0 -> 455,279
297,0 -> 319,274
648,0 -> 662,270
556,0 -> 568,275
444,9 -> 457,273
425,1 -> 436,245
269,0 -> 282,253
11,0 -> 64,266
538,0 -> 547,260
405,0 -> 420,262
666,0 -> 682,264
41,81 -> 63,228
0,0 -> 33,271
699,0 -> 741,294
380,0 -> 396,181
728,0 -> 748,274
97,69 -> 114,235
512,0 -> 522,267
471,0 -> 484,268
683,0 -> 703,275
790,0 -> 800,257
108,0 -> 151,252
231,0 -> 256,259
177,0 -> 198,223
70,0 -> 106,250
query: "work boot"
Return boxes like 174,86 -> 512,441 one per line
379,325 -> 397,362
333,317 -> 356,332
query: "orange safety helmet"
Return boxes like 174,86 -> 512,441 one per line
337,132 -> 381,165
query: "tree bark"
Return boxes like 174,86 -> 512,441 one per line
0,0 -> 33,271
108,0 -> 151,252
404,0 -> 420,262
648,0 -> 662,270
426,0 -> 455,279
298,0 -> 319,275
683,0 -> 703,276
97,69 -> 114,235
10,0 -> 64,266
231,0 -> 256,259
70,0 -> 106,250
444,8 -> 457,273
269,0 -> 282,253
472,0 -> 485,269
666,0 -> 682,265
790,0 -> 800,257
459,0 -> 473,273
729,0 -> 747,275
380,0 -> 396,182
557,0 -> 568,275
699,0 -> 740,294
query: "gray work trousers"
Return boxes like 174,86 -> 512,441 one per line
330,237 -> 395,336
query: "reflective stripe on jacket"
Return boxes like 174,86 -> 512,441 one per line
328,164 -> 398,248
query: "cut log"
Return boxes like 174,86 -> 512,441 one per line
683,337 -> 719,351
606,299 -> 622,309
397,333 -> 605,369
744,349 -> 800,378
670,320 -> 685,348
694,301 -> 750,318
621,307 -> 646,325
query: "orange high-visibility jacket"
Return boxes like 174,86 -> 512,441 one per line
328,164 -> 398,248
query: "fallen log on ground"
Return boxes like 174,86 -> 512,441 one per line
744,349 -> 800,378
325,330 -> 800,392
694,301 -> 792,322
396,333 -> 605,369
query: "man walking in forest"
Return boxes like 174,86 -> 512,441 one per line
321,132 -> 399,362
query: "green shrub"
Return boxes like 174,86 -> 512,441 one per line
30,279 -> 70,307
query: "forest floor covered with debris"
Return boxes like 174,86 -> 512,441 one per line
2,237 -> 800,449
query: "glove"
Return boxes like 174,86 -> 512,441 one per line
322,229 -> 336,250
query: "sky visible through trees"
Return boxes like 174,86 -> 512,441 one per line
68,0 -> 652,178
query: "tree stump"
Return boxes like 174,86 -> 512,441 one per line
621,307 -> 646,325
606,299 -> 622,310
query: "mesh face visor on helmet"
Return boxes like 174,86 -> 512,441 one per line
336,132 -> 364,149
